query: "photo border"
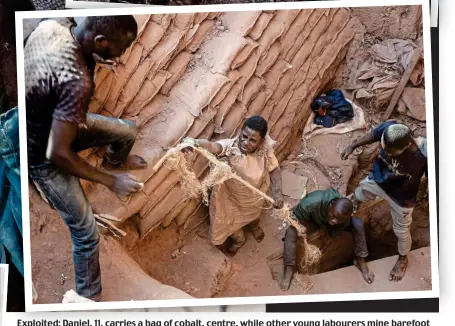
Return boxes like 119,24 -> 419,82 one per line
16,0 -> 439,312
431,0 -> 438,27
65,0 -> 160,9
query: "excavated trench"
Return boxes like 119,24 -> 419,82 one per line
29,6 -> 430,303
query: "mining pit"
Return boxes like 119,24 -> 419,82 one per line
28,6 -> 431,304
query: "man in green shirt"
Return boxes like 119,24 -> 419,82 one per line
279,188 -> 374,291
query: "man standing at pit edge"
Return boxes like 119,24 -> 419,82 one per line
341,121 -> 427,282
25,16 -> 148,301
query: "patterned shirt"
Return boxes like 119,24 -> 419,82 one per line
25,18 -> 94,165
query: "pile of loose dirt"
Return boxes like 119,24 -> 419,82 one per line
29,187 -> 192,303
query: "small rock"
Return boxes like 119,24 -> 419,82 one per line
171,249 -> 180,259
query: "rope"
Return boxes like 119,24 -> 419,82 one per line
145,143 -> 322,268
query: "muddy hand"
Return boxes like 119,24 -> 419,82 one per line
181,137 -> 195,154
110,173 -> 143,198
341,145 -> 354,160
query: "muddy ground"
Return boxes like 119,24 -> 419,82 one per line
29,6 -> 431,303
31,104 -> 430,303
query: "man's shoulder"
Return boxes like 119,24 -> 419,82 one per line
26,19 -> 85,73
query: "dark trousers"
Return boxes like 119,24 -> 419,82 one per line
29,113 -> 138,299
283,217 -> 369,267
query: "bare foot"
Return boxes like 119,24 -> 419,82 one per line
389,255 -> 408,282
227,242 -> 244,256
279,265 -> 294,291
103,155 -> 148,171
251,226 -> 265,243
354,257 -> 375,284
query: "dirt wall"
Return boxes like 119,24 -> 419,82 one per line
350,6 -> 422,41
71,9 -> 362,238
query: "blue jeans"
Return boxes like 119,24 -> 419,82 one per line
0,108 -> 23,276
29,113 -> 138,299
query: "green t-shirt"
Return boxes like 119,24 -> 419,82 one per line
292,188 -> 350,236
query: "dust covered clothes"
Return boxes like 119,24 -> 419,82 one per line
208,136 -> 279,245
370,120 -> 427,207
25,18 -> 93,166
354,121 -> 428,256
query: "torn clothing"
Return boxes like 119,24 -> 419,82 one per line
29,114 -> 138,299
208,135 -> 278,245
371,120 -> 427,207
355,176 -> 413,256
25,18 -> 94,165
0,108 -> 23,276
292,188 -> 350,236
283,216 -> 368,267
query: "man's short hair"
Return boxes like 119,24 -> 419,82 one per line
84,15 -> 138,41
243,115 -> 268,138
334,198 -> 353,218
382,123 -> 412,151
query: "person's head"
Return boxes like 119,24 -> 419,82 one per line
327,198 -> 353,226
311,98 -> 331,116
381,123 -> 412,157
239,115 -> 268,154
77,15 -> 138,61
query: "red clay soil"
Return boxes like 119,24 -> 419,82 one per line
30,188 -> 191,304
28,7 -> 431,303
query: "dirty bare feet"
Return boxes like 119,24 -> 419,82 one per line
103,155 -> 148,171
227,244 -> 241,256
354,257 -> 375,284
279,265 -> 294,291
227,240 -> 245,256
251,226 -> 265,243
389,255 -> 408,282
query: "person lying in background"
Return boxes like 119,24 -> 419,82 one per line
181,116 -> 284,255
342,121 -> 427,282
279,188 -> 374,291
311,89 -> 354,128
25,15 -> 147,302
